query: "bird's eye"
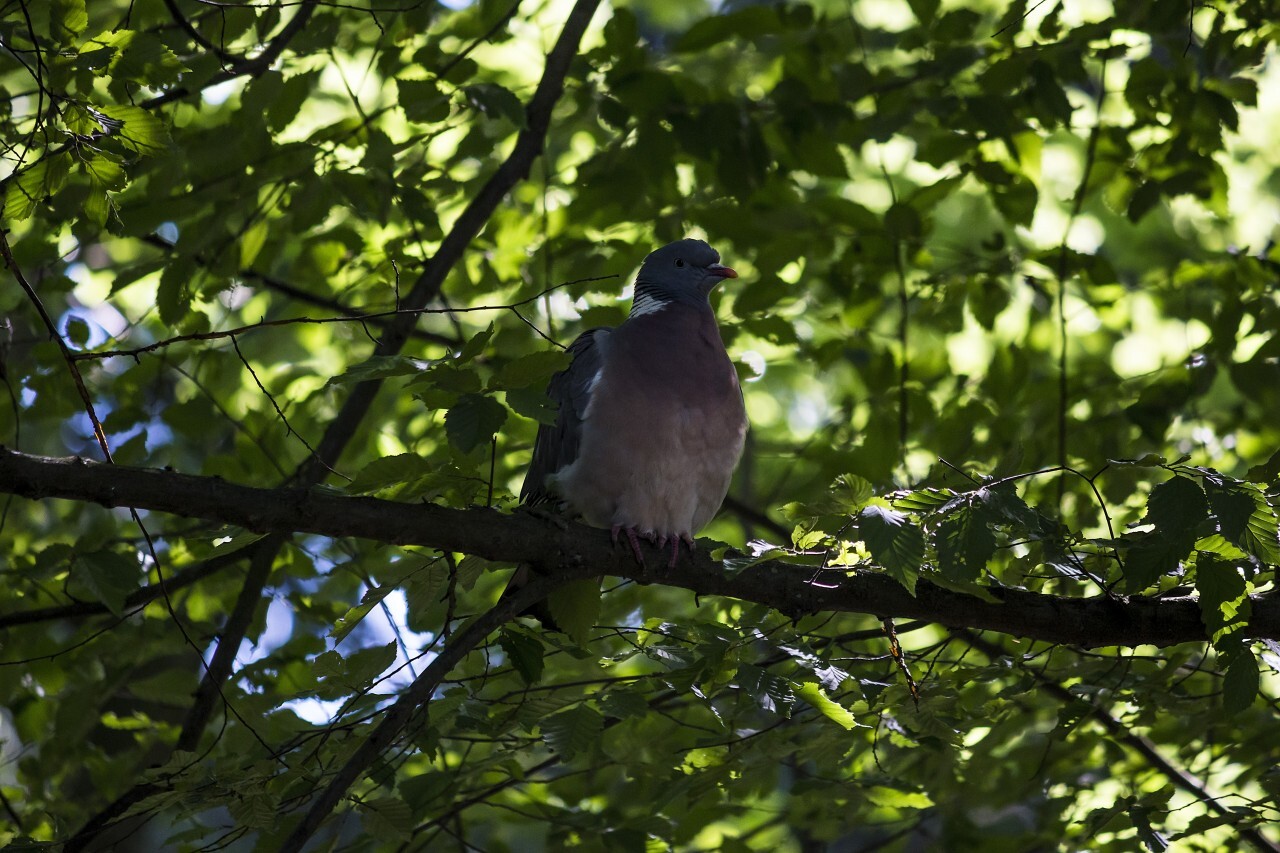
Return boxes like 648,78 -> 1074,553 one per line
675,259 -> 684,267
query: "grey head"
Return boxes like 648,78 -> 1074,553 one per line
631,238 -> 738,316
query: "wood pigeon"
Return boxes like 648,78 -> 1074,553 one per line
522,238 -> 749,568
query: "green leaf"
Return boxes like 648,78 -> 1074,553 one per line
499,627 -> 545,685
721,545 -> 784,576
494,350 -> 572,389
884,202 -> 922,240
859,506 -> 924,593
598,689 -> 648,719
1195,533 -> 1246,560
462,83 -> 527,128
791,521 -> 826,550
184,529 -> 268,560
505,387 -> 559,424
75,550 -> 140,616
1222,650 -> 1259,714
831,473 -> 873,512
891,488 -> 957,512
397,78 -> 451,124
676,5 -> 780,52
342,642 -> 397,687
399,771 -> 456,812
94,30 -> 187,86
328,356 -> 426,385
97,105 -> 170,156
3,154 -> 72,220
455,323 -> 493,364
454,554 -> 490,591
1207,481 -> 1280,564
794,681 -> 858,730
866,786 -> 935,809
1245,448 -> 1280,484
934,506 -> 997,582
1108,454 -> 1168,468
358,796 -> 413,842
65,316 -> 91,347
546,579 -> 601,646
157,260 -> 193,326
239,220 -> 269,268
737,664 -> 795,716
541,704 -> 603,759
52,0 -> 88,45
1195,554 -> 1250,650
445,394 -> 508,453
347,453 -> 432,494
1121,533 -> 1184,591
330,583 -> 394,643
1143,476 -> 1209,533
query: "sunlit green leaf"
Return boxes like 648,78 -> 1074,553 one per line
52,0 -> 88,45
97,105 -> 171,156
794,681 -> 858,730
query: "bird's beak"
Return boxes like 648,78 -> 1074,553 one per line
708,264 -> 738,279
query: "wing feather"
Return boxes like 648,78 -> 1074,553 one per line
520,328 -> 610,506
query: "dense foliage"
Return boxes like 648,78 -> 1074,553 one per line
2,0 -> 1280,849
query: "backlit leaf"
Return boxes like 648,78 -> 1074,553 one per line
860,506 -> 924,593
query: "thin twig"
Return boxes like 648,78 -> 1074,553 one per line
69,275 -> 616,362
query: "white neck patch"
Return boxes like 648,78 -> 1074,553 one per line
629,291 -> 670,318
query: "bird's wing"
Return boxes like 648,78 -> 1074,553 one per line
520,327 -> 611,506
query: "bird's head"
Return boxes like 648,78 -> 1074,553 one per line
631,238 -> 738,315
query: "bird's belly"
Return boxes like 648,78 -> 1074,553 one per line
554,393 -> 746,538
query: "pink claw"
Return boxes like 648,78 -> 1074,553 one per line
611,524 -> 647,566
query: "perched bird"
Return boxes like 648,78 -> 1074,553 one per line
521,238 -> 749,568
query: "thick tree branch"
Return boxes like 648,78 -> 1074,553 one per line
4,448 -> 1277,648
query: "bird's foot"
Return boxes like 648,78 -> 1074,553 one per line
662,533 -> 697,570
611,524 -> 647,566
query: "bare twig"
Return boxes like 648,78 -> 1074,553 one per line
68,276 -> 615,363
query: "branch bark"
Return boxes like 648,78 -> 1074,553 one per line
5,448 -> 1276,648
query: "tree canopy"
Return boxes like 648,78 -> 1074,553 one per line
2,0 -> 1280,849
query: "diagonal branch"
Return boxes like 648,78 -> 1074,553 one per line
53,5 -> 605,847
280,572 -> 561,851
0,548 -> 243,629
957,630 -> 1280,853
4,448 -> 1278,648
141,0 -> 318,109
297,0 -> 604,483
